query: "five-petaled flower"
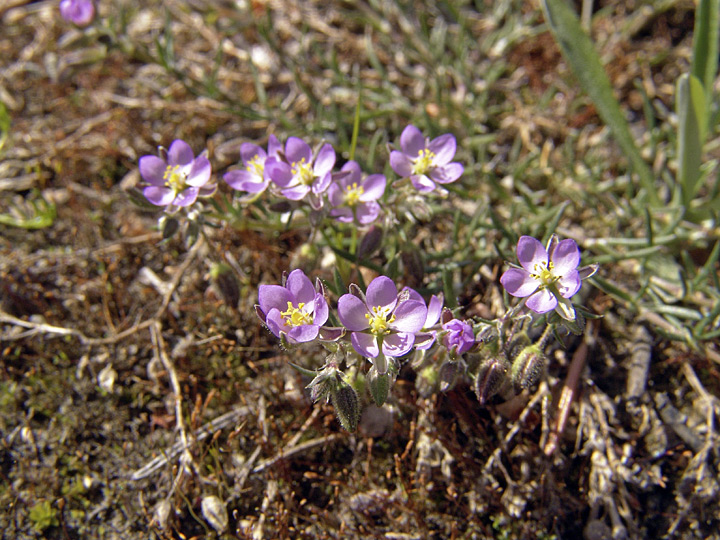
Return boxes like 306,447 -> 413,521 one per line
60,0 -> 95,26
327,161 -> 386,225
139,140 -> 216,210
500,235 -> 596,320
223,135 -> 281,200
257,269 -> 329,344
389,125 -> 464,193
266,137 -> 335,208
337,276 -> 427,360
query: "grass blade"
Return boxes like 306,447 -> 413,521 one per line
540,0 -> 658,204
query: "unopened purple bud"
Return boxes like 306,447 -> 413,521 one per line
510,344 -> 545,390
210,263 -> 239,309
438,360 -> 463,392
401,248 -> 424,288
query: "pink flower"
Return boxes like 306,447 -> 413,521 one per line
337,276 -> 427,359
327,161 -> 385,225
256,269 -> 329,344
59,0 -> 95,26
389,125 -> 464,192
223,135 -> 281,199
500,235 -> 596,319
139,140 -> 215,210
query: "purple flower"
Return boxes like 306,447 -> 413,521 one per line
139,140 -> 216,209
500,235 -> 596,319
404,290 -> 443,350
327,161 -> 386,225
442,319 -> 475,356
265,137 -> 335,206
60,0 -> 95,26
389,125 -> 464,193
223,135 -> 281,199
337,276 -> 427,359
256,269 -> 329,344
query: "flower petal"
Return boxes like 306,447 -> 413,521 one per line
285,269 -> 315,304
264,308 -> 285,338
390,300 -> 427,333
167,140 -> 194,166
186,156 -> 212,187
425,294 -> 443,327
382,332 -> 415,357
414,331 -> 437,350
366,276 -> 398,311
338,294 -> 370,331
526,288 -> 557,314
267,134 -> 282,157
500,268 -> 539,297
287,325 -> 319,343
516,236 -> 548,272
428,133 -> 456,165
173,187 -> 199,207
281,184 -> 310,200
224,170 -> 266,192
330,207 -> 354,223
240,143 -> 265,165
340,161 -> 362,187
360,174 -> 386,202
313,294 -> 328,325
557,269 -> 581,299
258,284 -> 293,316
356,203 -> 380,225
351,332 -> 379,358
389,151 -> 413,177
285,137 -> 312,164
266,159 -> 292,187
410,174 -> 436,193
313,144 -> 336,177
143,186 -> 175,206
399,125 -> 425,156
430,163 -> 463,184
551,239 -> 580,276
139,156 -> 167,185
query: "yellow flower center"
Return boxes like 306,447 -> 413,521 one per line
530,261 -> 558,288
280,301 -> 314,327
365,306 -> 396,335
412,149 -> 435,176
246,155 -> 265,177
163,165 -> 187,193
292,158 -> 314,185
344,183 -> 364,207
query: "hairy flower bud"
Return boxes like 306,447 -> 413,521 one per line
357,225 -> 383,260
331,382 -> 360,432
210,263 -> 240,309
474,356 -> 509,405
201,495 -> 228,533
510,344 -> 546,390
438,360 -> 464,392
368,365 -> 391,406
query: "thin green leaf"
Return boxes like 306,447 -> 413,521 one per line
690,0 -> 719,100
677,74 -> 707,206
540,0 -> 657,204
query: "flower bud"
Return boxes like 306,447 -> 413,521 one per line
331,382 -> 360,432
201,495 -> 228,533
510,344 -> 545,391
438,360 -> 464,392
159,215 -> 179,239
269,200 -> 292,213
474,356 -> 509,404
368,366 -> 390,407
210,263 -> 240,309
401,248 -> 424,288
356,225 -> 383,260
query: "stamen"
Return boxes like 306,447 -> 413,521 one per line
280,301 -> 314,327
344,183 -> 364,207
291,158 -> 314,185
246,155 -> 265,177
365,306 -> 396,335
411,149 -> 436,176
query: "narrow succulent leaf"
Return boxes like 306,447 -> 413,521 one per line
540,0 -> 657,204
